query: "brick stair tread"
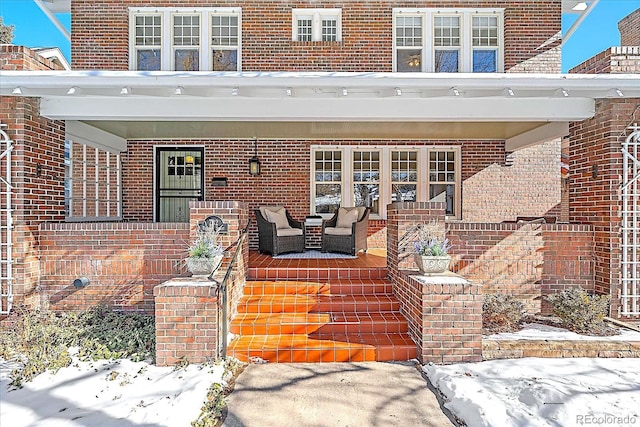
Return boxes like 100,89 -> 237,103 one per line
244,279 -> 392,295
236,294 -> 400,313
227,333 -> 416,362
230,312 -> 409,334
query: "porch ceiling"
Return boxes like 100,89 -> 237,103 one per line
2,71 -> 640,150
83,120 -> 547,141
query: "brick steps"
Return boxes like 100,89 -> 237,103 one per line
231,312 -> 408,335
236,294 -> 400,314
228,271 -> 417,363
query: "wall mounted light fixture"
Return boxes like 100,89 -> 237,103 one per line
249,138 -> 261,176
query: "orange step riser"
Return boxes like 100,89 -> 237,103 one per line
237,302 -> 400,314
248,270 -> 388,281
243,285 -> 393,296
230,321 -> 409,336
227,346 -> 415,363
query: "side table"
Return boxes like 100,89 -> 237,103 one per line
304,218 -> 323,250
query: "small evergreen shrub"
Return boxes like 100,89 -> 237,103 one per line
482,294 -> 525,333
0,305 -> 155,386
546,287 -> 611,335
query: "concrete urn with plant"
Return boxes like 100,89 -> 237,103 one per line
412,223 -> 452,274
185,222 -> 224,277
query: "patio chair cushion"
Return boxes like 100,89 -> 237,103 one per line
276,228 -> 303,237
336,207 -> 360,228
261,206 -> 291,230
324,226 -> 353,236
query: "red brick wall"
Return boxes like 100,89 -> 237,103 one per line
619,8 -> 640,47
71,0 -> 561,73
38,222 -> 190,313
123,138 -> 510,248
0,45 -> 64,71
569,99 -> 640,316
448,222 -> 594,314
570,47 -> 640,74
154,282 -> 220,366
387,202 -> 483,364
463,140 -> 561,223
0,97 -> 66,308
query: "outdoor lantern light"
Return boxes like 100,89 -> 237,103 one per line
249,138 -> 261,176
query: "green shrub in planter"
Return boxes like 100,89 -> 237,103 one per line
482,294 -> 525,333
546,287 -> 610,334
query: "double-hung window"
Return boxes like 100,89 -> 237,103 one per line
130,7 -> 241,71
393,8 -> 503,73
292,9 -> 342,42
311,146 -> 460,219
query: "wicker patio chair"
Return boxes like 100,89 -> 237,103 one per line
255,206 -> 305,256
321,207 -> 370,255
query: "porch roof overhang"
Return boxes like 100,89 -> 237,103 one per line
2,71 -> 640,151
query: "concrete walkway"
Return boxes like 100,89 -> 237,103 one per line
223,362 -> 455,427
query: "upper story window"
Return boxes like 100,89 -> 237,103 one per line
393,8 -> 503,73
292,9 -> 342,42
130,7 -> 241,71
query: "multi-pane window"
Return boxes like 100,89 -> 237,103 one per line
134,15 -> 162,71
173,15 -> 200,71
292,9 -> 342,42
321,17 -> 338,41
129,8 -> 241,71
314,151 -> 342,214
297,16 -> 313,41
211,15 -> 239,71
472,16 -> 499,72
394,8 -> 503,73
429,151 -> 457,216
395,16 -> 423,72
353,151 -> 381,215
312,147 -> 460,219
391,151 -> 418,202
434,16 -> 460,72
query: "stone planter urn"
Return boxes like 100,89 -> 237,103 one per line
414,254 -> 451,274
185,255 -> 223,277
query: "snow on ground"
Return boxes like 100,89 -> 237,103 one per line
1,324 -> 639,427
0,357 -> 226,427
424,358 -> 640,427
485,322 -> 640,341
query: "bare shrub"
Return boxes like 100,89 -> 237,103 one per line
483,294 -> 525,334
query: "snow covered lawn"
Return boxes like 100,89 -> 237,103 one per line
424,358 -> 640,427
0,358 -> 227,426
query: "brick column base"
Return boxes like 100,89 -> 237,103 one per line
154,278 -> 220,366
387,202 -> 483,364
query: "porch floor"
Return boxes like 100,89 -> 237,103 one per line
228,249 -> 418,363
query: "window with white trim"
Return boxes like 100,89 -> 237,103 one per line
311,146 -> 460,219
292,9 -> 341,42
393,8 -> 503,73
130,7 -> 241,71
314,150 -> 342,214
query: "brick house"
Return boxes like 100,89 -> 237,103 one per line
0,1 -> 639,364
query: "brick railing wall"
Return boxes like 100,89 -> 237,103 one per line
387,202 -> 483,364
448,222 -> 595,314
154,201 -> 249,365
38,222 -> 189,313
0,45 -> 64,71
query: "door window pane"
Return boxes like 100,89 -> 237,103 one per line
314,151 -> 342,214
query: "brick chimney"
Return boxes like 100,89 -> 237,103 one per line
619,8 -> 640,47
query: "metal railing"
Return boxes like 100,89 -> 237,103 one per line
212,220 -> 250,358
